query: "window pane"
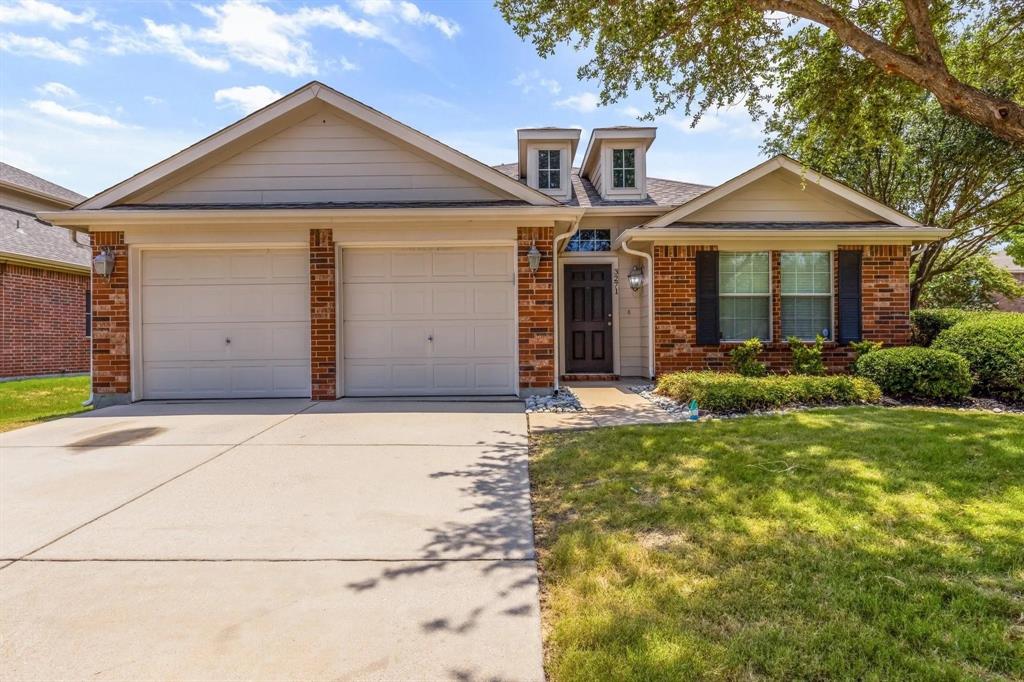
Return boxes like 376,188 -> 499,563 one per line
538,172 -> 549,189
613,149 -> 623,168
539,150 -> 548,168
781,252 -> 830,294
624,169 -> 635,187
782,296 -> 831,339
550,150 -> 560,168
565,229 -> 612,252
550,171 -> 560,189
613,169 -> 624,187
623,149 -> 635,168
719,252 -> 769,294
721,296 -> 770,341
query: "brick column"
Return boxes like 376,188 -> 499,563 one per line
309,229 -> 337,400
861,244 -> 911,345
91,231 -> 130,404
652,244 -> 717,375
770,251 -> 783,343
517,226 -> 554,393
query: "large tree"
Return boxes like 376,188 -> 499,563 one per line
763,27 -> 1024,307
497,0 -> 1024,146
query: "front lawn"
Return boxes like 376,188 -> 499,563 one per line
0,375 -> 91,432
531,408 -> 1024,681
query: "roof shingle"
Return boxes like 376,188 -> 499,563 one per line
0,163 -> 85,206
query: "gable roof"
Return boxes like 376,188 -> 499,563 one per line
77,82 -> 560,210
0,163 -> 85,207
0,206 -> 90,272
642,155 -> 922,228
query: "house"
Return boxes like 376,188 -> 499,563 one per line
1,163 -> 90,378
992,250 -> 1024,312
40,82 -> 946,405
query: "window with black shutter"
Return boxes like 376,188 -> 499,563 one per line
696,250 -> 719,344
85,290 -> 92,337
837,250 -> 862,343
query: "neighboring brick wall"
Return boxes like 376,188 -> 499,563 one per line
652,244 -> 912,376
309,229 -> 336,400
0,263 -> 89,377
518,226 -> 555,390
91,231 -> 130,396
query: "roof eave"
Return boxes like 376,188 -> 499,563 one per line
615,226 -> 950,248
0,251 -> 90,274
0,180 -> 79,209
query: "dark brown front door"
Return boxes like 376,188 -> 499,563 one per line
565,264 -> 613,373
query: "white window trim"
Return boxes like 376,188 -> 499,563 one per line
719,251 -> 772,343
526,142 -> 571,199
600,143 -> 646,199
610,148 -> 637,189
780,251 -> 835,341
537,149 -> 562,191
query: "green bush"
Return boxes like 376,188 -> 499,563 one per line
850,340 -> 883,359
854,347 -> 972,401
932,315 -> 1024,401
910,308 -> 971,345
730,338 -> 767,377
655,372 -> 881,413
789,335 -> 826,375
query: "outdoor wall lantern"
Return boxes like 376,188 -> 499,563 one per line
628,264 -> 645,291
527,241 -> 542,273
93,248 -> 115,278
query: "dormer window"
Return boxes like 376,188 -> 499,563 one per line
538,150 -> 561,190
612,149 -> 636,188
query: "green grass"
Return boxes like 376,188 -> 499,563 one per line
531,407 -> 1024,681
0,375 -> 91,432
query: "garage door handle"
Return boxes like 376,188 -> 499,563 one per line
225,338 -> 231,345
427,335 -> 433,342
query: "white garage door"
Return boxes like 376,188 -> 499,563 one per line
343,247 -> 516,396
141,248 -> 311,399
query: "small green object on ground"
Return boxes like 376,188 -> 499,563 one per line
0,375 -> 91,432
656,371 -> 880,413
531,408 -> 1024,681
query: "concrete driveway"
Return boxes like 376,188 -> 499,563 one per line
0,399 -> 543,681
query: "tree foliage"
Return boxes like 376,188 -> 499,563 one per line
497,0 -> 1024,146
917,254 -> 1024,309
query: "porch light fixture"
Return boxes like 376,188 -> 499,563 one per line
527,241 -> 542,273
92,248 -> 115,278
628,264 -> 644,291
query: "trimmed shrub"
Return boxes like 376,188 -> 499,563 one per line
911,308 -> 971,345
850,340 -> 883,359
932,314 -> 1024,401
655,372 -> 881,413
854,347 -> 972,401
789,335 -> 826,375
730,338 -> 767,377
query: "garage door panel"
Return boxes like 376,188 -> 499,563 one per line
342,247 -> 515,396
141,248 -> 310,399
343,283 -> 513,320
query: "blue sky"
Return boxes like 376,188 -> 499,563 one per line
0,0 -> 766,197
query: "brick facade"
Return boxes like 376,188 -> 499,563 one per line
91,231 -> 130,397
517,226 -> 555,391
0,263 -> 89,378
652,244 -> 912,376
309,228 -> 337,400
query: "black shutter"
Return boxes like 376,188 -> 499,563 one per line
695,250 -> 719,345
837,250 -> 862,343
85,290 -> 92,337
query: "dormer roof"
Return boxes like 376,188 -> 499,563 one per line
516,128 -> 582,177
580,127 -> 656,179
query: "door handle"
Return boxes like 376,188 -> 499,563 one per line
225,338 -> 231,345
427,335 -> 433,342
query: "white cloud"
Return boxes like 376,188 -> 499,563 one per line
28,100 -> 126,129
194,0 -> 380,76
0,32 -> 86,63
143,95 -> 165,105
0,0 -> 94,29
620,105 -> 645,119
141,19 -> 231,71
667,105 -> 761,138
213,85 -> 283,114
1,106 -> 196,196
555,92 -> 601,113
352,0 -> 459,38
35,81 -> 77,99
512,70 -> 560,95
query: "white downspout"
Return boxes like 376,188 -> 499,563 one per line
551,211 -> 584,391
620,235 -> 655,380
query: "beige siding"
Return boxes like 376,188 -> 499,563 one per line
0,188 -> 69,213
143,111 -> 505,205
682,169 -> 881,223
618,252 -> 648,377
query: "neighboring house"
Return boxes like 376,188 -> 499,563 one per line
41,82 -> 946,405
1,163 -> 89,378
992,250 -> 1024,312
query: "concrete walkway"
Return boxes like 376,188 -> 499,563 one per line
528,382 -> 679,432
1,399 -> 543,681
